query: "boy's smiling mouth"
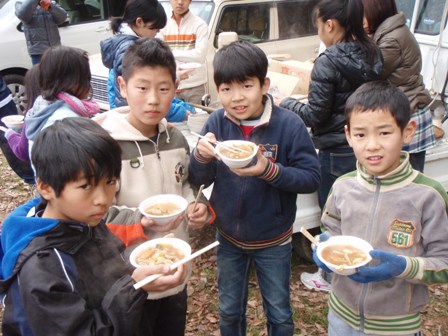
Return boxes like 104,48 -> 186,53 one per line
367,155 -> 382,163
232,105 -> 247,113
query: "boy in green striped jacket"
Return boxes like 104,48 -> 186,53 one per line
315,81 -> 448,335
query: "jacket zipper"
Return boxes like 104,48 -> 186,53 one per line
358,176 -> 381,331
152,134 -> 166,193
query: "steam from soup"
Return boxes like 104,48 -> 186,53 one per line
135,243 -> 185,266
145,202 -> 181,216
321,244 -> 368,267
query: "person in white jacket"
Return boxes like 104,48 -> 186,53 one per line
158,0 -> 208,105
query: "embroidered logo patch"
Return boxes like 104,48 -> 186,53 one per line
175,162 -> 186,183
259,144 -> 278,162
387,219 -> 416,248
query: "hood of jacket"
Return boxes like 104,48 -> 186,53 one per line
324,40 -> 383,88
24,96 -> 65,140
1,198 -> 59,280
94,107 -> 171,142
0,198 -> 112,285
100,32 -> 138,69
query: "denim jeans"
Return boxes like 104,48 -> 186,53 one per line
217,233 -> 294,336
318,147 -> 356,209
30,54 -> 42,65
328,309 -> 422,336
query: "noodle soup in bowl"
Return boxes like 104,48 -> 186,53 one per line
216,140 -> 258,169
129,237 -> 191,268
316,235 -> 373,275
138,194 -> 188,226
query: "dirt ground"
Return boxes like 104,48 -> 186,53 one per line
0,152 -> 447,335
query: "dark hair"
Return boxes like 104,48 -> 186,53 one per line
32,118 -> 122,196
345,81 -> 410,130
39,46 -> 91,101
314,0 -> 378,65
24,65 -> 40,112
213,40 -> 268,87
362,0 -> 398,35
110,0 -> 167,34
121,38 -> 177,82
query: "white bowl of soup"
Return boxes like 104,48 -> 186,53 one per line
316,235 -> 373,275
138,194 -> 188,226
216,140 -> 258,169
1,115 -> 24,131
129,237 -> 191,268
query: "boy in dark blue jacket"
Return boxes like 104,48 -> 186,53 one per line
0,118 -> 185,335
189,41 -> 321,336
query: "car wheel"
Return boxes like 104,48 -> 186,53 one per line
4,73 -> 27,115
291,228 -> 321,264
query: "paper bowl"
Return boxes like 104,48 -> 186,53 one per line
216,140 -> 258,169
138,194 -> 188,226
129,237 -> 191,268
316,235 -> 373,275
1,115 -> 24,131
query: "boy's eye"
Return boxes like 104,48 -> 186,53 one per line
243,83 -> 253,89
353,133 -> 364,138
380,131 -> 391,136
107,178 -> 118,186
80,183 -> 92,190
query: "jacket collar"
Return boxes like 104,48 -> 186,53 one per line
224,94 -> 273,127
357,152 -> 419,191
373,12 -> 406,42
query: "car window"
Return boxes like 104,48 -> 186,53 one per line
277,0 -> 317,39
396,0 -> 447,35
214,3 -> 270,47
58,0 -> 125,25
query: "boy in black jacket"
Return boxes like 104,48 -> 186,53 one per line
0,117 -> 185,335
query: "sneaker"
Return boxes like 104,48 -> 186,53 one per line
300,270 -> 332,292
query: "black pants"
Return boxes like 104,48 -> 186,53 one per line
137,288 -> 187,336
0,100 -> 34,184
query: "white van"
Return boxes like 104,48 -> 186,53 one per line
0,0 -> 123,112
90,0 -> 321,109
396,0 -> 448,106
88,0 -> 448,262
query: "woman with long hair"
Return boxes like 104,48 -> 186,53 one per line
362,0 -> 436,172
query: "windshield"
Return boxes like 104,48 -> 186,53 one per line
160,1 -> 215,24
396,0 -> 447,35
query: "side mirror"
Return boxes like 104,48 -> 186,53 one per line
217,32 -> 238,49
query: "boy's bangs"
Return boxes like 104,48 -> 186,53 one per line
214,60 -> 252,86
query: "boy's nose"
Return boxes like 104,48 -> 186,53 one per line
146,91 -> 159,105
93,186 -> 109,206
366,136 -> 380,150
231,90 -> 244,101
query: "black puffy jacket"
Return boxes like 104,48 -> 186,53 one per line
280,40 -> 383,150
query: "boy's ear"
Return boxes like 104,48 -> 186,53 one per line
326,19 -> 334,32
36,178 -> 55,201
344,125 -> 353,147
175,78 -> 180,90
402,120 -> 417,145
262,77 -> 270,95
117,76 -> 127,99
135,17 -> 144,28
